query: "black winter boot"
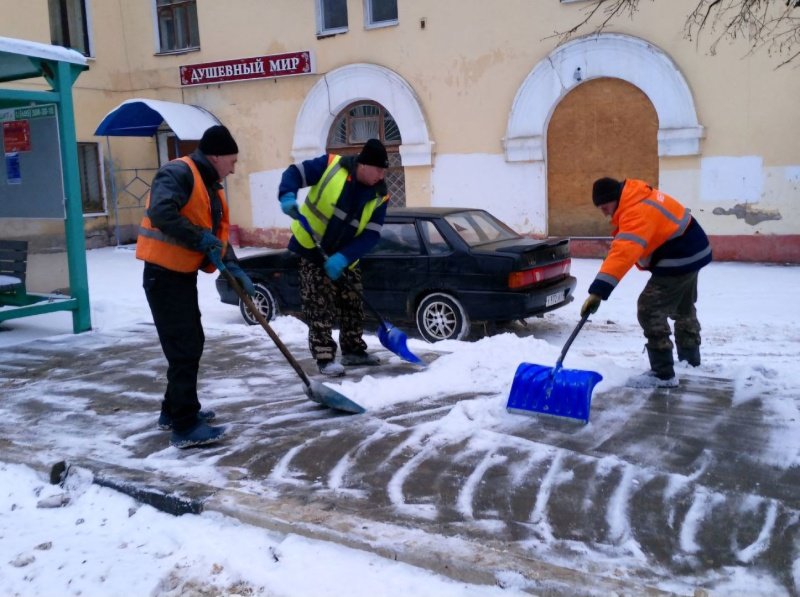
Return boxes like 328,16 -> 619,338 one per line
677,345 -> 701,367
626,347 -> 678,389
170,421 -> 227,449
647,347 -> 676,379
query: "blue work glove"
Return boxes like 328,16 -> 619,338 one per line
324,252 -> 349,281
197,230 -> 222,253
206,246 -> 225,271
580,294 -> 602,317
279,192 -> 299,218
197,230 -> 225,271
225,262 -> 256,297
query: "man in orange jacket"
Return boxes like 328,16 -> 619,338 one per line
580,177 -> 712,388
137,125 -> 254,448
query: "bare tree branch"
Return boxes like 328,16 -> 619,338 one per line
545,0 -> 642,42
555,0 -> 800,67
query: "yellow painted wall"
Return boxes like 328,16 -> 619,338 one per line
1,0 -> 798,246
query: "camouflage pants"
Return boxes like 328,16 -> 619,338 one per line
637,270 -> 701,354
299,257 -> 367,362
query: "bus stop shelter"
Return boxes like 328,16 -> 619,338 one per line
0,35 -> 91,332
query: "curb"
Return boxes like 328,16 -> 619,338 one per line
1,442 -> 679,597
205,488 -> 677,596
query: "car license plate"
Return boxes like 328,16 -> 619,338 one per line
546,290 -> 565,307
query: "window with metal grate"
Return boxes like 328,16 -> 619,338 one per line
328,101 -> 406,206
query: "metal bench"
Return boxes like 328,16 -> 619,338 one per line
0,239 -> 82,326
0,240 -> 29,305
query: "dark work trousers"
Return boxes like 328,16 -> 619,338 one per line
637,270 -> 701,355
298,257 -> 368,362
143,262 -> 204,432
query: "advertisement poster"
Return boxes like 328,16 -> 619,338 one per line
3,120 -> 31,153
5,152 -> 21,184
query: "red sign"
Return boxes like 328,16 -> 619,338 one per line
180,51 -> 315,87
3,120 -> 31,153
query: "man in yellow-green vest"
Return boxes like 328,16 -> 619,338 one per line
278,139 -> 389,377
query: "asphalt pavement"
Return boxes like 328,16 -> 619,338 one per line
0,323 -> 795,596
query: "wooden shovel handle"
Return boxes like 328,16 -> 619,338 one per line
222,267 -> 312,388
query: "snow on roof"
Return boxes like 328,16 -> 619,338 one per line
0,35 -> 87,66
0,35 -> 87,84
94,98 -> 222,140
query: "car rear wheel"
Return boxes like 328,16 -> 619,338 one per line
415,293 -> 470,343
239,283 -> 277,325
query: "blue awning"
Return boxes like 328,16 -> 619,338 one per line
94,98 -> 220,139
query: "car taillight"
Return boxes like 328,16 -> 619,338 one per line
508,258 -> 571,289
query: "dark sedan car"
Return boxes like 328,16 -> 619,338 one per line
217,207 -> 576,342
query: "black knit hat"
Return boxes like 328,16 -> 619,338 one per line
199,125 -> 239,156
592,177 -> 624,206
357,138 -> 389,168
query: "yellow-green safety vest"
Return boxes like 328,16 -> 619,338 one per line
290,154 -> 385,267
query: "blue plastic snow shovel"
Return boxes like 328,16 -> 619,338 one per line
292,209 -> 424,366
506,314 -> 602,424
362,293 -> 425,365
222,266 -> 365,414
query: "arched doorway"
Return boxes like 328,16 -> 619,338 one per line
327,101 -> 406,206
546,77 -> 658,237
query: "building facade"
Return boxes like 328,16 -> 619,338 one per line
1,0 -> 798,264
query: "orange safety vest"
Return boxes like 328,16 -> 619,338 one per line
136,156 -> 230,273
598,179 -> 693,284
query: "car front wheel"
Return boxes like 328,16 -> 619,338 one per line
239,283 -> 277,325
415,293 -> 470,343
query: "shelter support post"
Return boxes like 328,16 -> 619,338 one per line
55,60 -> 91,333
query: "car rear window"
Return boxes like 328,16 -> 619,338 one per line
444,211 -> 519,247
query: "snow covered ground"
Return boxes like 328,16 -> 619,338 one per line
0,245 -> 798,596
0,461 -> 524,597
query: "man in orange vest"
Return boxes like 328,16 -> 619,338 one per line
137,125 -> 254,448
580,177 -> 712,388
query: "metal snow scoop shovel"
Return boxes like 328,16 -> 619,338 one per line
506,314 -> 602,424
220,264 -> 365,414
291,209 -> 424,366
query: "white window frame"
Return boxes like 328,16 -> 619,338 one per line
151,0 -> 201,55
316,0 -> 349,36
48,0 -> 94,57
364,0 -> 398,30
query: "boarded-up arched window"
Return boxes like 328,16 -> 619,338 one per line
547,77 -> 659,237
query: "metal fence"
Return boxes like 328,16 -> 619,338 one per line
108,166 -> 157,246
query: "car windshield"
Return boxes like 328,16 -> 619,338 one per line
444,210 -> 519,247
